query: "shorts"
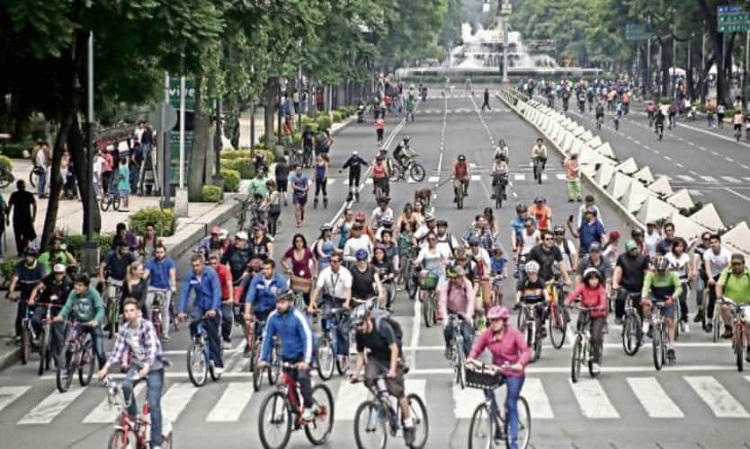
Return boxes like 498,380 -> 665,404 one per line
293,193 -> 307,206
276,177 -> 288,192
365,357 -> 406,399
650,298 -> 675,319
118,189 -> 129,198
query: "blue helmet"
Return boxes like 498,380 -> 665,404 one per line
355,249 -> 369,261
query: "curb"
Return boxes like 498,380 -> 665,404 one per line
495,91 -> 643,234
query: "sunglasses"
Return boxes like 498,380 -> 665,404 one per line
330,260 -> 341,264
544,238 -> 553,241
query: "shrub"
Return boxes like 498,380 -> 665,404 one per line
221,157 -> 254,179
129,208 -> 176,237
2,140 -> 33,159
316,116 -> 332,131
0,155 -> 13,172
201,185 -> 223,202
220,149 -> 252,161
222,169 -> 240,193
65,234 -> 114,260
331,111 -> 344,123
253,141 -> 267,150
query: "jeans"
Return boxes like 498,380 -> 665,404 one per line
582,316 -> 606,364
190,315 -> 223,368
84,325 -> 107,369
14,298 -> 29,338
283,358 -> 314,407
491,375 -> 525,449
37,167 -> 47,196
442,319 -> 473,356
221,302 -> 234,343
614,288 -> 642,320
678,281 -> 689,322
320,297 -> 350,356
122,365 -> 165,448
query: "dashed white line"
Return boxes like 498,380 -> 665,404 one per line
676,162 -> 684,168
742,164 -> 750,170
699,146 -> 707,151
726,157 -> 734,162
689,170 -> 698,175
663,155 -> 672,161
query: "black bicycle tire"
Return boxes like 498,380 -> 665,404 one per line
467,403 -> 492,449
652,324 -> 663,371
316,338 -> 334,380
258,391 -> 292,449
571,335 -> 582,383
406,393 -> 429,449
504,396 -> 531,449
304,384 -> 335,445
353,400 -> 387,449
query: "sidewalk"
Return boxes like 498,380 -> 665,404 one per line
0,159 -> 243,371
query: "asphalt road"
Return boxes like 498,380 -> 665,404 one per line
558,98 -> 750,226
1,87 -> 749,449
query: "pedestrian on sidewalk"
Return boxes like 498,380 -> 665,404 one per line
7,180 -> 37,255
117,157 -> 130,212
0,192 -> 8,259
33,141 -> 50,198
482,88 -> 491,111
564,152 -> 582,202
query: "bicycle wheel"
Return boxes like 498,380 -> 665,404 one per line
20,324 -> 30,365
736,328 -> 746,372
494,184 -> 503,209
316,336 -> 335,380
0,170 -> 13,189
548,303 -> 566,349
78,338 -> 95,386
406,393 -> 429,449
38,325 -> 51,376
503,396 -> 531,449
571,335 -> 582,383
29,170 -> 37,188
258,391 -> 292,449
353,400 -> 387,449
112,196 -> 121,211
304,384 -> 335,445
409,164 -> 426,182
268,343 -> 281,384
422,294 -> 434,328
253,361 -> 264,392
531,321 -> 542,362
468,403 -> 493,449
100,194 -> 110,212
652,324 -> 663,371
621,313 -> 641,356
586,343 -> 599,378
107,429 -> 136,449
456,184 -> 464,210
335,349 -> 350,376
455,338 -> 466,389
108,300 -> 119,339
516,307 -> 526,330
187,342 -> 208,387
389,165 -> 402,182
712,309 -> 721,343
56,349 -> 75,393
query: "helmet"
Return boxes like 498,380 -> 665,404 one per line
525,260 -> 540,274
486,305 -> 510,321
403,136 -> 410,143
436,219 -> 448,227
631,228 -> 644,237
589,242 -> 602,252
377,196 -> 391,204
276,290 -> 296,302
23,247 -> 39,257
446,264 -> 466,278
351,304 -> 370,326
458,155 -> 466,161
515,203 -> 528,214
354,212 -> 366,222
320,224 -> 333,232
534,197 -> 545,204
467,236 -> 480,246
654,256 -> 669,272
53,264 -> 66,274
424,213 -> 436,222
583,267 -> 602,282
553,225 -> 565,234
381,217 -> 393,226
355,249 -> 369,262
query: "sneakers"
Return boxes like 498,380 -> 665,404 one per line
615,317 -> 623,325
403,426 -> 416,447
591,363 -> 601,374
213,366 -> 224,376
444,346 -> 452,360
301,405 -> 319,421
679,321 -> 690,334
222,341 -> 233,350
693,310 -> 704,323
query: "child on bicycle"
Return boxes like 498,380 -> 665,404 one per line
564,267 -> 607,374
467,305 -> 530,448
490,245 -> 508,303
513,261 -> 550,336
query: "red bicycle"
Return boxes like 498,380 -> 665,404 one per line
104,377 -> 174,449
257,362 -> 334,449
721,297 -> 749,371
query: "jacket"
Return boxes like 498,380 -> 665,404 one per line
178,266 -> 222,317
245,272 -> 289,312
261,307 -> 313,364
564,285 -> 607,318
469,327 -> 530,378
59,287 -> 105,325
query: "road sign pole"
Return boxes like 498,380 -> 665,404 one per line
179,75 -> 185,189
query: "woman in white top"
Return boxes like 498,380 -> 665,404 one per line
666,237 -> 693,331
519,218 -> 541,257
415,232 -> 450,304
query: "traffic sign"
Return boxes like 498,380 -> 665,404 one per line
626,23 -> 650,41
717,6 -> 750,32
148,102 -> 178,133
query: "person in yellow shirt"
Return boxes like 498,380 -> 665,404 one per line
564,152 -> 582,202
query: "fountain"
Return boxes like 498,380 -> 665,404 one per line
396,0 -> 601,81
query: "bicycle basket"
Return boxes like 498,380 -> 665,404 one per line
465,365 -> 503,390
419,272 -> 439,290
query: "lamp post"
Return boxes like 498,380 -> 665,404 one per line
81,0 -> 99,275
499,0 -> 512,84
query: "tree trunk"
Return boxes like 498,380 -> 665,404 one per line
188,75 -> 207,202
40,117 -> 73,247
68,116 -> 101,236
263,79 -> 276,149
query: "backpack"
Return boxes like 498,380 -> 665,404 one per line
373,309 -> 403,349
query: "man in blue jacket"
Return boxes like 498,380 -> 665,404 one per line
178,254 -> 224,374
258,290 -> 316,420
244,259 -> 288,356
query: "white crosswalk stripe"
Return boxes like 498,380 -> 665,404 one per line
721,176 -> 742,183
699,175 -> 718,183
676,175 -> 695,182
744,177 -> 750,183
514,174 -> 526,181
7,374 -> 750,425
689,189 -> 704,196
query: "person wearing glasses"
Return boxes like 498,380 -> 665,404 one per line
526,229 -> 571,287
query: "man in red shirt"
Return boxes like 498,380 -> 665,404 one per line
452,154 -> 470,203
208,253 -> 234,349
528,197 -> 552,231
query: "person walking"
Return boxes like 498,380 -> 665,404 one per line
7,180 -> 37,255
481,88 -> 491,111
564,152 -> 582,202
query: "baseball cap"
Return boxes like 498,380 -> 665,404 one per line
624,240 -> 638,251
236,231 -> 249,240
53,264 -> 66,273
211,226 -> 221,235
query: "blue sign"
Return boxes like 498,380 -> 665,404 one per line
718,5 -> 744,13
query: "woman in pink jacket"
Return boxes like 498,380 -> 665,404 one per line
467,305 -> 530,448
564,267 -> 608,373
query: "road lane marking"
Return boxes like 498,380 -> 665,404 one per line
663,155 -> 671,161
205,382 -> 254,422
161,382 -> 199,422
428,176 -> 440,183
721,176 -> 741,183
470,175 -> 481,181
677,175 -> 695,182
742,164 -> 750,169
0,386 -> 30,414
689,170 -> 699,176
84,383 -> 146,423
676,163 -> 684,168
410,364 -> 748,375
699,176 -> 717,183
725,187 -> 750,202
684,376 -> 749,418
626,377 -> 684,418
514,174 -> 526,181
523,378 -> 554,419
726,157 -> 734,162
569,379 -> 620,418
18,388 -> 86,424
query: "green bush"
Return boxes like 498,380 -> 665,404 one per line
253,141 -> 267,150
66,234 -> 114,260
1,140 -> 32,159
221,157 -> 254,179
292,133 -> 303,144
222,169 -> 241,193
201,185 -> 223,202
331,111 -> 344,123
0,155 -> 13,172
220,149 -> 252,160
316,116 -> 332,131
129,208 -> 176,237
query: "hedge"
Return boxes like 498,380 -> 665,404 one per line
1,140 -> 32,159
220,157 -> 254,179
201,185 -> 223,202
0,155 -> 13,172
221,149 -> 252,160
222,169 -> 240,193
332,111 -> 344,123
65,233 -> 114,260
128,208 -> 176,237
316,116 -> 332,131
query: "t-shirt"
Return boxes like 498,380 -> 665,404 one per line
527,245 -> 563,282
517,277 -> 546,303
718,269 -> 750,304
350,264 -> 377,299
9,190 -> 35,223
528,205 -> 552,230
616,253 -> 650,292
703,247 -> 732,278
126,325 -> 145,364
284,247 -> 314,278
104,251 -> 137,281
665,252 -> 690,282
117,165 -> 130,192
355,320 -> 398,362
316,266 -> 352,299
520,230 -> 540,255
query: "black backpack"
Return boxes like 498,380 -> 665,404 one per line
372,310 -> 403,349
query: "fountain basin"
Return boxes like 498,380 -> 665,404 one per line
395,66 -> 603,82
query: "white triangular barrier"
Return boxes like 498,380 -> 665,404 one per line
581,164 -> 597,177
580,130 -> 593,142
616,157 -> 638,175
594,163 -> 617,188
635,196 -> 677,225
572,125 -> 585,137
666,189 -> 695,210
669,212 -> 711,245
621,180 -> 654,213
721,222 -> 750,254
689,203 -> 725,232
596,142 -> 617,159
607,172 -> 634,200
588,136 -> 603,148
648,176 -> 674,196
633,166 -> 655,184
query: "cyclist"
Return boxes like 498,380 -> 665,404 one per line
343,221 -> 373,264
97,297 -> 169,449
452,154 -> 470,202
553,225 -> 578,277
7,246 -> 46,343
310,252 -> 353,354
494,139 -> 509,162
98,240 -> 137,322
612,239 -> 650,324
527,229 -> 571,286
194,227 -> 225,259
654,107 -> 666,136
518,218 -> 541,259
642,255 -> 682,361
734,110 -> 745,138
54,273 -> 106,371
177,254 -> 224,375
350,248 -> 385,309
514,261 -> 550,334
467,305 -> 530,447
717,253 -> 750,343
393,136 -> 417,168
350,305 -> 414,446
564,268 -> 607,374
28,263 -> 71,368
703,234 -> 732,333
370,197 -> 394,230
222,231 -> 253,289
38,236 -> 77,274
595,101 -> 605,124
531,138 -> 547,180
143,243 -> 177,342
510,203 -> 534,253
438,265 -> 475,358
245,257 -> 288,340
645,100 -> 656,125
341,150 -> 368,202
258,290 -> 316,420
207,253 -> 234,350
528,197 -> 552,231
435,219 -> 459,257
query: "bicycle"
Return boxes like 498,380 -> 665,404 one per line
532,157 -> 544,184
257,362 -> 334,449
454,178 -> 466,209
148,289 -> 168,340
36,300 -> 61,376
720,297 -> 749,372
545,277 -> 567,350
99,176 -> 122,212
56,321 -> 96,393
19,304 -> 35,366
516,302 -> 545,362
352,375 -> 429,449
613,115 -> 620,131
465,361 -> 531,449
253,335 -> 281,392
29,165 -> 43,188
595,115 -> 603,130
0,165 -> 14,189
105,279 -> 124,339
569,303 -> 600,382
418,271 -> 439,327
650,300 -> 675,371
492,172 -> 508,209
234,196 -> 251,232
620,290 -> 643,356
400,247 -> 419,300
316,307 -> 350,380
186,317 -> 222,387
656,123 -> 664,141
389,157 -> 426,183
446,314 -> 468,389
104,377 -> 174,449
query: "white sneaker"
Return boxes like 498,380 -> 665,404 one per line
213,367 -> 224,376
642,321 -> 649,335
222,341 -> 232,350
681,322 -> 690,333
591,363 -> 601,374
302,405 -> 318,421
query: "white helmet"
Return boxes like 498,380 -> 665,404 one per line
525,261 -> 540,274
